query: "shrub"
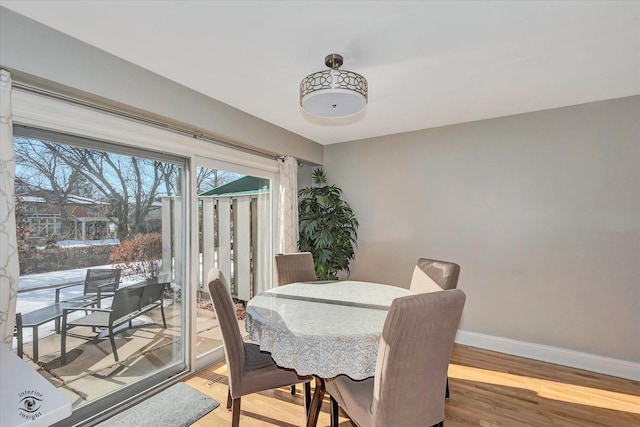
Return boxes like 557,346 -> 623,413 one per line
109,233 -> 163,279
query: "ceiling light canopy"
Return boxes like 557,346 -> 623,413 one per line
300,54 -> 368,118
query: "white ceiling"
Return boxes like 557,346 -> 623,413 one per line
2,1 -> 639,145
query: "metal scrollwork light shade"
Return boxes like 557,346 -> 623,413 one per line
300,54 -> 368,118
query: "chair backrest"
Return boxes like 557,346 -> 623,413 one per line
207,268 -> 245,393
274,252 -> 317,286
410,258 -> 460,293
140,281 -> 165,310
372,289 -> 466,427
109,286 -> 144,325
84,268 -> 121,295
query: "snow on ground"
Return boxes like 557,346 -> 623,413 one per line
33,239 -> 120,250
19,265 -> 98,292
54,239 -> 119,248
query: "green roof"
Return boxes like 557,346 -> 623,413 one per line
199,176 -> 270,197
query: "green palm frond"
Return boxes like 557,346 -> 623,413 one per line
298,169 -> 359,280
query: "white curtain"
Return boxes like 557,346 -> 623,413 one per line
276,156 -> 299,254
0,69 -> 19,345
255,186 -> 271,294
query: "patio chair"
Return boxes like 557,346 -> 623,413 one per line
61,285 -> 142,364
60,278 -> 170,364
138,280 -> 167,329
56,268 -> 122,308
326,289 -> 466,427
274,252 -> 315,397
410,257 -> 460,398
207,268 -> 312,427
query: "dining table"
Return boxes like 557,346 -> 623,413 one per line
245,280 -> 413,427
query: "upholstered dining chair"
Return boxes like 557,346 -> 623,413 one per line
325,289 -> 466,427
207,269 -> 312,427
410,258 -> 460,293
274,252 -> 316,397
410,257 -> 460,399
274,252 -> 317,286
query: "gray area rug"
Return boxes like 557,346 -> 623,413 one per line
98,382 -> 220,427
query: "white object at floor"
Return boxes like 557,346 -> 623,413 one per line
0,343 -> 71,427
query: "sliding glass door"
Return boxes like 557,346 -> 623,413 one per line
12,127 -> 187,423
194,159 -> 274,368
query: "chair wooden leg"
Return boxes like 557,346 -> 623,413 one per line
227,389 -> 232,410
304,381 -> 311,415
307,377 -> 325,427
330,396 -> 339,427
231,397 -> 241,427
291,384 -> 296,395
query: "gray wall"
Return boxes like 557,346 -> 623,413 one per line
324,96 -> 640,363
0,7 -> 322,164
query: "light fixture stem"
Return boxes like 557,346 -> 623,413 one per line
325,53 -> 344,70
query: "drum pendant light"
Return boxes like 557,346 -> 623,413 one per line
300,54 -> 368,118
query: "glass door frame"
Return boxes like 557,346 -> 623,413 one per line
191,155 -> 278,371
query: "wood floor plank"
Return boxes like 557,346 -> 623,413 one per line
185,344 -> 640,426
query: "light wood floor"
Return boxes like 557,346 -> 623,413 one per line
185,344 -> 640,426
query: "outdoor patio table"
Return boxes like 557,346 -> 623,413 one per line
245,280 -> 413,427
15,300 -> 94,363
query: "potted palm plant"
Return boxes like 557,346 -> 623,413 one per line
298,169 -> 359,280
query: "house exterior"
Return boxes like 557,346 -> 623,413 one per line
16,192 -> 115,244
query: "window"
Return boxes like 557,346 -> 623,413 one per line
13,128 -> 186,418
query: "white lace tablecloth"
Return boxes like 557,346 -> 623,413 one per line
245,281 -> 413,380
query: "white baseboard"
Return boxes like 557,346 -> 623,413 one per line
455,330 -> 640,381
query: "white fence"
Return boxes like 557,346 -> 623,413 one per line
161,193 -> 270,301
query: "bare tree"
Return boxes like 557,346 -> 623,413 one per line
160,164 -> 234,195
159,163 -> 180,196
16,137 -> 177,240
196,167 -> 235,193
14,137 -> 87,239
15,136 -> 234,242
60,146 -> 167,239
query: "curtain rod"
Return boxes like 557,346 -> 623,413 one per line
277,156 -> 304,167
11,80 -> 280,162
